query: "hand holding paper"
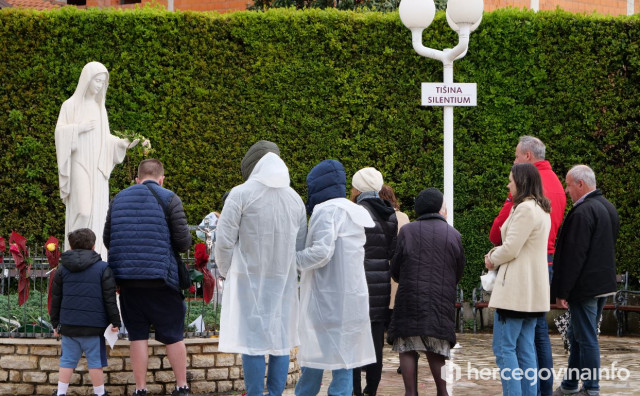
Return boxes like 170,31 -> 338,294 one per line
104,324 -> 119,349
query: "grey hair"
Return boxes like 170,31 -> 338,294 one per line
568,165 -> 596,188
518,136 -> 546,160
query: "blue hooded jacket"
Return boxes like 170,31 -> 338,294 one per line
306,160 -> 347,215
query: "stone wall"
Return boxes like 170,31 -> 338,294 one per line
0,338 -> 300,395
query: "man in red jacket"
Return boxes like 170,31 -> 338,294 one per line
490,136 -> 566,396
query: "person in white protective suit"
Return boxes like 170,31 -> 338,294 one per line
295,159 -> 377,396
215,141 -> 307,396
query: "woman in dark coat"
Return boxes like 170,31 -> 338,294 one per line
388,188 -> 466,396
350,167 -> 398,396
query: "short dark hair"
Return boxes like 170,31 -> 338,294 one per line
68,228 -> 96,250
138,159 -> 164,180
511,163 -> 551,213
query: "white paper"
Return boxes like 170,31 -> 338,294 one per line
104,324 -> 118,349
481,270 -> 497,292
189,315 -> 205,332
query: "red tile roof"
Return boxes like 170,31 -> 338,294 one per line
5,0 -> 64,9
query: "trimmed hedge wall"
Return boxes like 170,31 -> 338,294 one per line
1,7 -> 639,294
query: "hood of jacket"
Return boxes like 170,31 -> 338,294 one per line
248,152 -> 290,188
306,160 -> 347,215
360,196 -> 396,220
315,198 -> 374,228
60,250 -> 102,273
241,140 -> 280,181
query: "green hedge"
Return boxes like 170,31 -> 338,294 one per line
1,7 -> 639,295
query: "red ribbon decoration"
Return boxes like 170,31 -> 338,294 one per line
0,236 -> 5,265
9,231 -> 30,306
45,236 -> 61,314
193,243 -> 214,304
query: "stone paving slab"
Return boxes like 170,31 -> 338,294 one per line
277,333 -> 639,396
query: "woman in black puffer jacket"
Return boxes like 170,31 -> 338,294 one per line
388,188 -> 465,396
350,167 -> 398,396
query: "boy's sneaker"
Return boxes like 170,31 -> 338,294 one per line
171,385 -> 190,396
52,392 -> 65,396
132,390 -> 148,396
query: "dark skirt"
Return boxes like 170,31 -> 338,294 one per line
392,335 -> 451,359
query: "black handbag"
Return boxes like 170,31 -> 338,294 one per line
145,183 -> 192,290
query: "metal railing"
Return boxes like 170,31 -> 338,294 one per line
0,245 -> 54,338
0,236 -> 223,339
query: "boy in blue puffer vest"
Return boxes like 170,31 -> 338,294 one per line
50,228 -> 121,396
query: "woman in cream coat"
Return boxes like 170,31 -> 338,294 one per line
485,163 -> 551,396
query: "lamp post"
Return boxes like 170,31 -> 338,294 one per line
399,0 -> 483,226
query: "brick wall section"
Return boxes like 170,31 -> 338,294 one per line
85,0 -> 250,12
485,0 -> 529,11
485,0 -> 636,16
0,338 -> 300,396
80,0 -> 638,16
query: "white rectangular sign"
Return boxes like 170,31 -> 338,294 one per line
422,83 -> 477,107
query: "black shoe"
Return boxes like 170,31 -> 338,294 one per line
94,392 -> 109,396
171,386 -> 190,396
132,390 -> 148,396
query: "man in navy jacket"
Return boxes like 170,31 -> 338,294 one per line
104,159 -> 192,396
551,165 -> 619,396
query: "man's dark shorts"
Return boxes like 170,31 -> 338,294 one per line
119,286 -> 186,344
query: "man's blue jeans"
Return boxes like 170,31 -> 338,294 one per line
295,367 -> 352,396
242,354 -> 290,396
493,312 -> 538,396
561,297 -> 606,395
536,265 -> 554,396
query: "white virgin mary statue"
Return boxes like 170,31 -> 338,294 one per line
55,62 -> 138,257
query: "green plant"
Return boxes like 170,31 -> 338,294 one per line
463,319 -> 474,332
0,290 -> 51,332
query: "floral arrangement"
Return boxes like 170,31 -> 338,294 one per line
9,231 -> 30,306
193,243 -> 215,304
0,236 -> 5,265
113,130 -> 154,156
44,236 -> 61,314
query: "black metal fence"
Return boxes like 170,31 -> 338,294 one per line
0,239 -> 222,339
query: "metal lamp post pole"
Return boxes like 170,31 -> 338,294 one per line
443,59 -> 454,225
408,25 -> 471,226
401,0 -> 482,226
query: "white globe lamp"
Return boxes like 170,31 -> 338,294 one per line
446,0 -> 484,26
399,0 -> 436,30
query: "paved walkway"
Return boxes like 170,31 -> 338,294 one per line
280,332 -> 640,395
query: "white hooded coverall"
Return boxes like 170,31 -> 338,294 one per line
215,153 -> 307,355
296,198 -> 377,369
